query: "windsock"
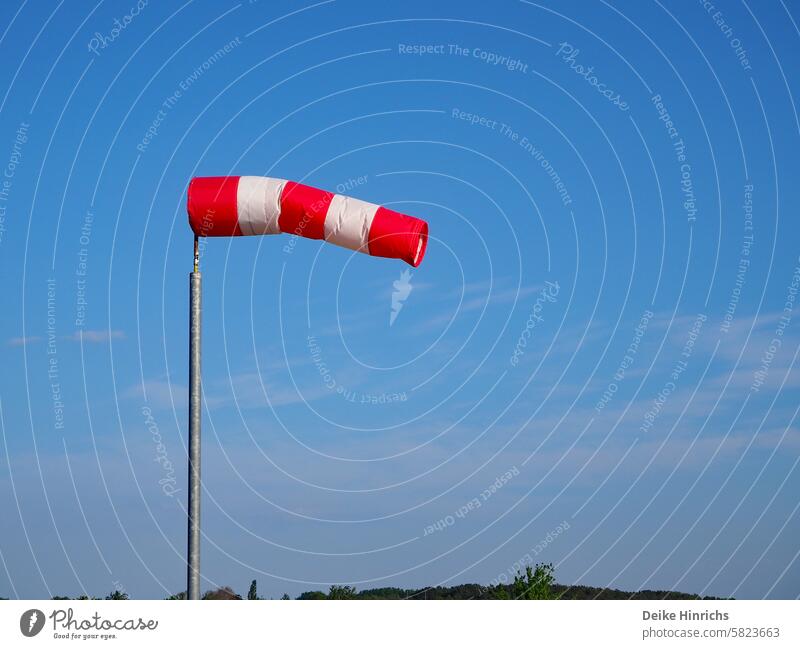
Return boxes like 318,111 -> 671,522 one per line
187,176 -> 428,267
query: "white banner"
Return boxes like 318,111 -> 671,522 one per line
0,599 -> 797,648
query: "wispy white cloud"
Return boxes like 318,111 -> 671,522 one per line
124,380 -> 187,410
410,281 -> 548,334
209,371 -> 335,409
459,284 -> 545,313
6,336 -> 41,346
8,330 -> 125,347
67,329 -> 125,343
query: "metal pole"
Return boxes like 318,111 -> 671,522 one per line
188,236 -> 202,600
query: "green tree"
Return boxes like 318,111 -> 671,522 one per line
297,590 -> 327,600
328,585 -> 357,599
247,580 -> 258,600
203,586 -> 241,600
106,590 -> 129,600
512,563 -> 555,600
280,593 -> 291,600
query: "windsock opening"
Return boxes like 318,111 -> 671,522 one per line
186,175 -> 429,267
187,176 -> 241,237
367,206 -> 428,267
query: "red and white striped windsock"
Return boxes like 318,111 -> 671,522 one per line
187,176 -> 429,267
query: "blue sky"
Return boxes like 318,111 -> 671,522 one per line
0,0 -> 798,599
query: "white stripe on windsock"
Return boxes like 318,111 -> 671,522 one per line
236,176 -> 287,235
323,193 -> 379,252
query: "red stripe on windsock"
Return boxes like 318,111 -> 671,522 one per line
187,176 -> 429,266
368,206 -> 428,267
278,181 -> 332,240
187,176 -> 241,236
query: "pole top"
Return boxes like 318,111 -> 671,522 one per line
193,236 -> 199,273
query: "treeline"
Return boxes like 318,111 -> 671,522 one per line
297,585 -> 721,601
37,563 -> 722,601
